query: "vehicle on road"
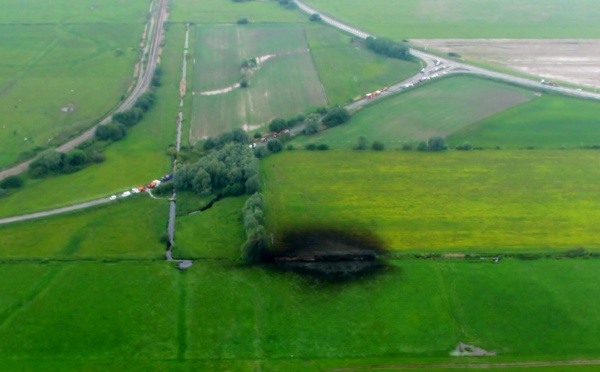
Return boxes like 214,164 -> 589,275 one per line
121,191 -> 131,197
109,195 -> 117,201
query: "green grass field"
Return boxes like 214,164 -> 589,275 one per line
0,0 -> 149,24
262,150 -> 600,253
174,196 -> 246,259
169,0 -> 307,24
293,76 -> 535,149
0,24 -> 185,218
304,0 -> 600,38
2,258 -> 600,368
448,95 -> 600,149
306,25 -> 420,105
0,197 -> 168,259
189,24 -> 326,141
0,24 -> 143,168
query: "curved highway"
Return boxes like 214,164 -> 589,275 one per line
296,0 -> 600,109
0,0 -> 168,181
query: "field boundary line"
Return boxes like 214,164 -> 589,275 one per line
325,359 -> 600,370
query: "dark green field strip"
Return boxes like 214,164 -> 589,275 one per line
448,95 -> 600,149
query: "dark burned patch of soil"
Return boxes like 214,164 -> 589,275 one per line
263,228 -> 389,282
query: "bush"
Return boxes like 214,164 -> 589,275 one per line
237,17 -> 249,24
254,146 -> 270,159
286,144 -> 295,151
427,136 -> 448,151
268,118 -> 287,133
316,144 -> 329,151
417,141 -> 428,151
310,13 -> 321,22
305,144 -> 317,151
267,139 -> 283,153
455,142 -> 473,151
355,136 -> 368,150
253,132 -> 262,139
240,79 -> 249,88
372,141 -> 385,151
322,107 -> 350,128
365,36 -> 411,61
401,143 -> 414,151
0,175 -> 24,189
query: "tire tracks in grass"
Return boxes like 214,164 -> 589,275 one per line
0,263 -> 64,330
176,270 -> 188,360
432,263 -> 472,342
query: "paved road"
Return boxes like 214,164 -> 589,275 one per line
0,0 -> 168,181
0,198 -> 111,225
296,0 -> 600,108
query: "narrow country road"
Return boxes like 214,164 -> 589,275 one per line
0,198 -> 112,225
0,0 -> 168,181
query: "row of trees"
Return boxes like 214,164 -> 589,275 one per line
95,91 -> 157,142
175,143 -> 259,197
365,37 -> 412,61
240,192 -> 267,262
28,148 -> 99,178
203,128 -> 249,151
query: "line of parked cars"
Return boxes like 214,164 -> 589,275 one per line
109,173 -> 173,201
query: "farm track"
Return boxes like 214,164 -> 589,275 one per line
325,359 -> 600,370
0,0 -> 168,181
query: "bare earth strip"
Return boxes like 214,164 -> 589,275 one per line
411,39 -> 600,89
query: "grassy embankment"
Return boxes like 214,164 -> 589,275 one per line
0,24 -> 187,218
262,150 -> 600,253
293,76 -> 536,149
188,24 -> 326,141
303,0 -> 600,38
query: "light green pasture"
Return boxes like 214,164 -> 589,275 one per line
169,0 -> 307,23
262,150 -> 600,252
0,24 -> 142,168
293,76 -> 535,149
304,0 -> 600,38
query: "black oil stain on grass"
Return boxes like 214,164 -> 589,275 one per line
262,226 -> 392,283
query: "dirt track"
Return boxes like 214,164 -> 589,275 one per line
411,39 -> 600,89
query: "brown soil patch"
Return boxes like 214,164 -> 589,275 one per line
412,39 -> 600,89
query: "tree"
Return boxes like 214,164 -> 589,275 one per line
303,114 -> 320,135
95,123 -> 126,141
66,149 -> 87,168
29,150 -> 65,177
417,140 -> 428,151
237,17 -> 249,25
240,79 -> 249,88
372,141 -> 385,151
427,136 -> 448,151
0,175 -> 24,189
355,136 -> 368,150
267,139 -> 283,153
317,144 -> 329,151
310,13 -> 322,22
269,118 -> 287,132
322,107 -> 350,128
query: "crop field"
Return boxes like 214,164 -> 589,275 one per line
169,0 -> 306,24
0,24 -> 143,168
0,24 -> 186,218
306,25 -> 420,105
0,0 -> 149,24
303,0 -> 600,39
448,95 -> 600,149
293,76 -> 535,149
189,25 -> 326,141
262,150 -> 600,253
